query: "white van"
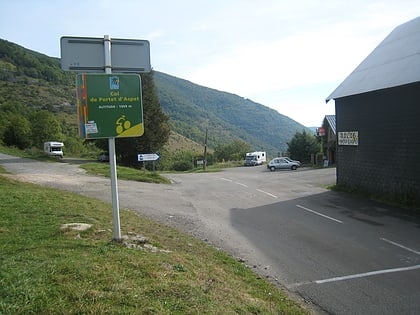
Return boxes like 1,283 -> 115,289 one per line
244,151 -> 266,166
44,142 -> 64,158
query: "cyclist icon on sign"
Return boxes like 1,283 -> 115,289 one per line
116,115 -> 131,134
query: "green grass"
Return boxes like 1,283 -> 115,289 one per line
0,173 -> 309,314
80,163 -> 171,184
0,145 -> 49,160
0,145 -> 78,163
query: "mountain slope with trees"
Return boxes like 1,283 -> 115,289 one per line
154,71 -> 311,154
0,39 -> 170,164
0,38 -> 311,157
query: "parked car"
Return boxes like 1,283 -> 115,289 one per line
283,157 -> 301,166
244,156 -> 258,166
98,152 -> 109,162
267,157 -> 300,171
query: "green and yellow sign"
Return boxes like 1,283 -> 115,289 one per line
76,74 -> 143,139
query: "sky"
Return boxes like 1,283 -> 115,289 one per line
1,1 -> 420,127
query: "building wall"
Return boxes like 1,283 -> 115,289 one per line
335,83 -> 420,203
325,126 -> 336,164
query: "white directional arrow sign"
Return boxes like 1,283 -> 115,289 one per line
138,153 -> 160,161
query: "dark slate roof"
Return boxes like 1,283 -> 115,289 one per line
324,115 -> 336,134
326,16 -> 420,102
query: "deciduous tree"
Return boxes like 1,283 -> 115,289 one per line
30,110 -> 64,148
214,140 -> 251,162
2,113 -> 32,149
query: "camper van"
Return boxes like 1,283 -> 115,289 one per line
244,151 -> 266,166
44,142 -> 64,158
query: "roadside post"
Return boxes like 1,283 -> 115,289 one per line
61,35 -> 151,241
137,153 -> 160,171
104,36 -> 121,241
203,127 -> 208,170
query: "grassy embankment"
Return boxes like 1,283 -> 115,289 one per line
0,163 -> 309,314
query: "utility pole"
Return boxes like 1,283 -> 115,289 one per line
203,127 -> 208,170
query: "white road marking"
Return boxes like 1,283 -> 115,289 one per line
380,238 -> 420,255
315,264 -> 420,284
256,189 -> 278,198
296,204 -> 343,223
220,178 -> 248,187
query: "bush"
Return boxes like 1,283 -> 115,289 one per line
172,160 -> 193,171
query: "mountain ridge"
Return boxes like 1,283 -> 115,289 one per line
0,38 -> 311,155
154,71 -> 311,154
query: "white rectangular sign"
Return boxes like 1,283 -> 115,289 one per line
338,131 -> 359,146
61,36 -> 151,73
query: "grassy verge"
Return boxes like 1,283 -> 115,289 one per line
180,161 -> 247,173
0,145 -> 49,160
0,173 -> 309,314
80,163 -> 171,184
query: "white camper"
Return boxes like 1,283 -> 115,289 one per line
244,151 -> 266,166
44,141 -> 64,158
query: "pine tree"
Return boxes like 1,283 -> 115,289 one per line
287,131 -> 318,163
115,71 -> 170,167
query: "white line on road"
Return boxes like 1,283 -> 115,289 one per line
256,189 -> 278,198
380,238 -> 420,255
220,177 -> 248,187
296,204 -> 343,224
315,264 -> 420,284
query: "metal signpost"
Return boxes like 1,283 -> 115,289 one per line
61,35 -> 151,241
138,153 -> 160,171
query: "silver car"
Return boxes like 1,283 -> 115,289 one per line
98,152 -> 109,162
267,157 -> 300,171
283,157 -> 301,166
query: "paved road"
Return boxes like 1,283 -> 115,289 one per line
1,153 -> 419,314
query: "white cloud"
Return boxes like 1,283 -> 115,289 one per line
185,25 -> 373,96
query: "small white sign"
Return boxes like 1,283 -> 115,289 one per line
138,153 -> 160,161
338,131 -> 359,145
85,122 -> 98,134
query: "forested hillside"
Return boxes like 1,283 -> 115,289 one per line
0,38 -> 310,155
0,39 -> 75,112
155,71 -> 310,153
